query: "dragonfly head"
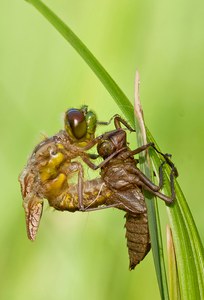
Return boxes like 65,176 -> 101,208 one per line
97,129 -> 127,159
64,106 -> 97,143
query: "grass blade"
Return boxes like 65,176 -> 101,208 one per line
25,0 -> 134,123
147,131 -> 204,299
166,225 -> 181,300
134,72 -> 169,299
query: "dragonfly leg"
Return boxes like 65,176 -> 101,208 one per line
128,165 -> 162,192
136,172 -> 175,204
130,142 -> 178,178
130,142 -> 155,156
81,199 -> 140,213
151,144 -> 179,177
79,128 -> 125,152
80,204 -> 118,212
129,142 -> 177,200
77,163 -> 84,211
124,157 -> 175,203
97,114 -> 135,132
81,146 -> 126,170
65,161 -> 85,210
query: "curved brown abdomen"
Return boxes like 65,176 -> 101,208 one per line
125,212 -> 151,270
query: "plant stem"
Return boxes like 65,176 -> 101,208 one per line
25,0 -> 134,124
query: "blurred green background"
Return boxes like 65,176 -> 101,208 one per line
0,0 -> 204,299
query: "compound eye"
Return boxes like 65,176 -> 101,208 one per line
65,109 -> 87,139
97,140 -> 115,159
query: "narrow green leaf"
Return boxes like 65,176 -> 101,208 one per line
25,0 -> 134,124
134,72 -> 169,299
166,225 -> 181,300
24,1 -> 204,299
147,131 -> 204,299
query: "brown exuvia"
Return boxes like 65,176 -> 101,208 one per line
97,128 -> 176,269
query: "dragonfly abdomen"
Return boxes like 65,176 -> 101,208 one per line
125,212 -> 151,270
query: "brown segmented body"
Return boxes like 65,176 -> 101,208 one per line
125,212 -> 150,269
97,130 -> 151,269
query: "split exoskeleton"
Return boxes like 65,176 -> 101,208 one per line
19,106 -> 177,269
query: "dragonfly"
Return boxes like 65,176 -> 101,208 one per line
19,107 -> 177,269
19,105 -> 125,240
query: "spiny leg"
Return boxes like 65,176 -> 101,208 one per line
65,161 -> 85,210
81,198 -> 142,213
132,166 -> 175,204
81,146 -> 126,170
129,142 -> 177,200
77,129 -> 122,152
127,165 -> 163,192
151,144 -> 178,177
69,162 -> 111,212
130,142 -> 178,178
98,114 -> 135,132
81,203 -> 118,212
126,161 -> 175,203
138,180 -> 174,204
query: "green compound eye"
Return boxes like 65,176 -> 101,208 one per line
65,108 -> 87,140
85,110 -> 97,139
64,106 -> 97,142
81,105 -> 97,139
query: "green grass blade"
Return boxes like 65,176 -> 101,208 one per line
25,0 -> 134,124
24,1 -> 204,299
134,73 -> 169,299
147,130 -> 204,299
166,225 -> 181,300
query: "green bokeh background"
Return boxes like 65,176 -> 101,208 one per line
0,1 -> 204,299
